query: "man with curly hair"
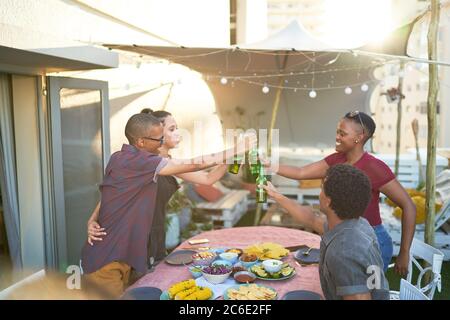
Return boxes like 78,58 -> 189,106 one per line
262,164 -> 389,300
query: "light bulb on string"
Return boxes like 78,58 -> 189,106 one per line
361,83 -> 369,92
345,86 -> 352,95
220,77 -> 228,85
309,90 -> 317,98
262,84 -> 270,94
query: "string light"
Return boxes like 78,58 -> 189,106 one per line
204,64 -> 376,81
345,86 -> 352,95
262,84 -> 270,94
224,77 -> 380,92
220,77 -> 228,85
309,90 -> 317,98
361,83 -> 369,92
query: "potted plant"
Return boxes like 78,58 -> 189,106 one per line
165,186 -> 195,249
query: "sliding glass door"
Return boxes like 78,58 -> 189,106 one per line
48,77 -> 110,270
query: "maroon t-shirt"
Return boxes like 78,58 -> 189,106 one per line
81,144 -> 168,274
324,152 -> 396,226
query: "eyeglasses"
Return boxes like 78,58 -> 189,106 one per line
346,110 -> 365,134
141,135 -> 164,146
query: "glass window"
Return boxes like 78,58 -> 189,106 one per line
59,88 -> 103,265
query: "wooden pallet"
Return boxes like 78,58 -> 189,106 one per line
195,190 -> 249,228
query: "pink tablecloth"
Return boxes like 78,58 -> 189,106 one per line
128,226 -> 323,299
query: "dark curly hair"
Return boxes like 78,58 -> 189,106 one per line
323,164 -> 371,220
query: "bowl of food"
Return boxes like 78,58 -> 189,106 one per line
192,251 -> 217,266
201,265 -> 232,284
219,252 -> 238,264
262,259 -> 283,273
233,271 -> 256,283
210,247 -> 228,255
211,260 -> 233,268
225,248 -> 243,257
230,263 -> 246,275
239,253 -> 258,269
188,266 -> 204,278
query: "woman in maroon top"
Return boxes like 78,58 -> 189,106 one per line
269,111 -> 416,275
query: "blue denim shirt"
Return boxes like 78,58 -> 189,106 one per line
319,218 -> 390,300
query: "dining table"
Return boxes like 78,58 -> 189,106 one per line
126,226 -> 323,300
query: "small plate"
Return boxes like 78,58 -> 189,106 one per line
165,249 -> 197,265
121,287 -> 162,300
224,284 -> 277,300
281,290 -> 322,300
294,246 -> 320,265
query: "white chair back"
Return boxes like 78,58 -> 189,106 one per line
399,279 -> 429,300
407,238 -> 444,299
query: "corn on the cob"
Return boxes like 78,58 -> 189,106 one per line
184,287 -> 212,300
167,279 -> 196,299
175,286 -> 199,300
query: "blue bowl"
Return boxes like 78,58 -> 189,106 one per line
211,260 -> 233,268
239,257 -> 258,269
210,247 -> 228,255
188,266 -> 204,278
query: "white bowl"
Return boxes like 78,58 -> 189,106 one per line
219,252 -> 238,264
192,251 -> 217,266
262,259 -> 283,273
202,270 -> 232,284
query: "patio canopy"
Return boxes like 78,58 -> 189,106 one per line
105,19 -> 413,149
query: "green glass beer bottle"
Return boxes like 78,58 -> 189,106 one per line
248,147 -> 260,176
256,166 -> 268,203
228,156 -> 241,174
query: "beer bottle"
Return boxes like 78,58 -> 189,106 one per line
256,166 -> 268,203
228,156 -> 241,174
248,147 -> 260,176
